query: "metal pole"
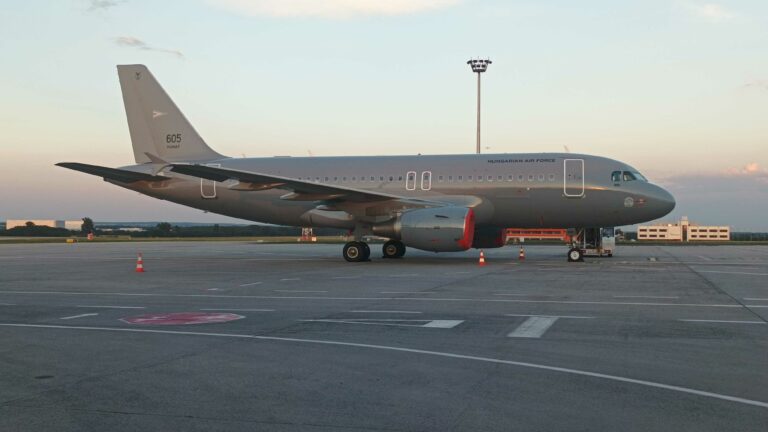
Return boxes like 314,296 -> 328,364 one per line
476,72 -> 481,154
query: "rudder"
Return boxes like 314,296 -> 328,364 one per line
117,65 -> 224,163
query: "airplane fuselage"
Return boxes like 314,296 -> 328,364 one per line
118,152 -> 675,230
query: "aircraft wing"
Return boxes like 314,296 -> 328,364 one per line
168,163 -> 445,206
56,162 -> 168,183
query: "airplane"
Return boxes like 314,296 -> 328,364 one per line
57,65 -> 675,262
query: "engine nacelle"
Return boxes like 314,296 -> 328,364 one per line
372,207 -> 475,252
472,226 -> 506,249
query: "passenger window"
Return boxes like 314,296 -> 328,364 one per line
549,174 -> 555,181
468,175 -> 473,182
538,174 -> 544,181
389,176 -> 394,181
497,175 -> 503,181
528,175 -> 534,182
507,174 -> 513,181
478,176 -> 483,182
488,175 -> 493,181
438,175 -> 444,182
448,175 -> 453,182
458,175 -> 463,181
518,174 -> 524,181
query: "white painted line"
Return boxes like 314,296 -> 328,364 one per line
332,276 -> 360,280
679,319 -> 766,325
505,314 -> 593,319
697,255 -> 713,261
697,270 -> 768,276
0,303 -> 15,306
349,310 -> 423,314
507,316 -> 559,338
744,298 -> 768,301
300,319 -> 426,328
2,323 -> 767,410
200,308 -> 275,312
389,274 -> 419,278
0,291 -> 747,308
380,292 -> 431,295
747,305 -> 768,308
239,282 -> 263,287
207,288 -> 221,291
274,290 -> 327,293
280,278 -> 301,281
60,313 -> 98,320
613,295 -> 680,299
422,320 -> 464,328
76,305 -> 145,309
495,293 -> 554,297
450,271 -> 472,275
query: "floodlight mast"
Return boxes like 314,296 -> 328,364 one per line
467,58 -> 492,154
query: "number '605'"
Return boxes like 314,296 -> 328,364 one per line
166,133 -> 181,143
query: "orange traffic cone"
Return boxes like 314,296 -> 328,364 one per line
135,253 -> 145,273
519,247 -> 525,261
478,250 -> 486,266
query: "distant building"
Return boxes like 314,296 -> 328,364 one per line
5,220 -> 83,230
638,217 -> 730,241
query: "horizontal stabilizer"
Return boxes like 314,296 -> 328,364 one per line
56,162 -> 167,183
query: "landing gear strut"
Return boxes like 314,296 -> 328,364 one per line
382,240 -> 406,259
343,241 -> 371,262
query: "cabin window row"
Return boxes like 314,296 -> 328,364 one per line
294,174 -> 558,183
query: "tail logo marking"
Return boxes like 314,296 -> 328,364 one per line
135,72 -> 141,80
152,110 -> 167,118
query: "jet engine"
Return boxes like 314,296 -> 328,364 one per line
372,207 -> 475,252
471,226 -> 506,249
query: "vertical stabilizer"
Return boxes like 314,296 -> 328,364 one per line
117,65 -> 224,163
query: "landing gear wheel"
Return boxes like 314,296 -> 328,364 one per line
382,240 -> 406,259
567,248 -> 584,262
343,242 -> 367,262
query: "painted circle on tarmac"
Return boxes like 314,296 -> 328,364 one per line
120,312 -> 244,325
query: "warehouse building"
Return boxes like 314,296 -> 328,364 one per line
638,217 -> 730,241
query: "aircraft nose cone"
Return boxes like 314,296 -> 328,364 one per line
652,186 -> 676,217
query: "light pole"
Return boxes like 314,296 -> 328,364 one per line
467,58 -> 491,154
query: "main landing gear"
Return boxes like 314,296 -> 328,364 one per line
382,240 -> 406,259
343,241 -> 371,262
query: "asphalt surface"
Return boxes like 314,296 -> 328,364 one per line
1,242 -> 767,431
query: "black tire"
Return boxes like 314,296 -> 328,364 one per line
382,240 -> 400,259
567,248 -> 584,262
343,242 -> 365,262
382,240 -> 406,259
361,242 -> 371,261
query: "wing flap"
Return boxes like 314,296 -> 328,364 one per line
56,162 -> 167,183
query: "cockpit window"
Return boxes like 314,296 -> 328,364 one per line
613,170 -> 647,182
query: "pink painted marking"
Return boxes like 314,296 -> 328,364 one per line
120,312 -> 243,325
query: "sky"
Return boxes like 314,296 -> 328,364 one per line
1,0 -> 766,230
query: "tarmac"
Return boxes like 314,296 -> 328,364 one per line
0,242 -> 766,431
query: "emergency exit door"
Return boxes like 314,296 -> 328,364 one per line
201,163 -> 220,199
563,159 -> 584,197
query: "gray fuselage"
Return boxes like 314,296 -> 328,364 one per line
117,152 -> 675,230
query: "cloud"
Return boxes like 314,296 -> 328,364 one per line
744,79 -> 768,91
685,3 -> 736,22
113,36 -> 185,59
209,0 -> 461,19
86,0 -> 124,11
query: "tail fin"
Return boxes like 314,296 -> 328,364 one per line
117,65 -> 225,164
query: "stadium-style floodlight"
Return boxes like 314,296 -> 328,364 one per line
467,58 -> 492,154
